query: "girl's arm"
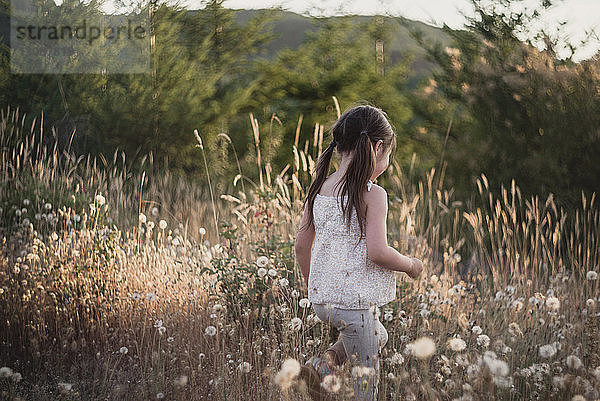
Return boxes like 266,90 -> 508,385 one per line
365,185 -> 421,278
294,202 -> 315,288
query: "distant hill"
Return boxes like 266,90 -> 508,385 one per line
230,9 -> 452,66
0,6 -> 454,86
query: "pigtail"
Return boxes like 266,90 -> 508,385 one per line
299,137 -> 337,233
342,130 -> 376,251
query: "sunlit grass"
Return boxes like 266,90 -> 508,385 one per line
0,104 -> 599,400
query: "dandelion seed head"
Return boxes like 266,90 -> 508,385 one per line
257,267 -> 267,277
57,382 -> 73,394
321,374 -> 341,393
409,337 -> 436,359
546,297 -> 560,310
477,334 -> 490,348
273,358 -> 300,391
119,346 -> 128,354
289,317 -> 302,331
205,325 -> 217,336
299,298 -> 311,308
587,271 -> 598,281
256,256 -> 269,268
352,366 -> 375,377
566,355 -> 583,370
174,375 -> 188,387
539,344 -> 557,359
472,325 -> 483,335
448,338 -> 467,352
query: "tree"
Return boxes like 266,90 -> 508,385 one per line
405,0 -> 600,211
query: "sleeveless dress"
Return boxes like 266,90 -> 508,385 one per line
307,180 -> 397,309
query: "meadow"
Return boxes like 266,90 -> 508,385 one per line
0,104 -> 599,401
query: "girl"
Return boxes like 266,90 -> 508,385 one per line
294,104 -> 424,401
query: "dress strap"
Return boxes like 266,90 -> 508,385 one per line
367,179 -> 373,191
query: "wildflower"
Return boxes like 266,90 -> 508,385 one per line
167,337 -> 174,343
205,325 -> 217,336
321,374 -> 341,393
119,346 -> 128,354
472,325 -> 483,335
587,271 -> 598,281
0,367 -> 13,377
267,268 -> 277,277
44,203 -> 52,210
289,317 -> 302,331
279,278 -> 289,287
257,267 -> 267,277
390,352 -> 404,365
158,326 -> 166,335
448,338 -> 467,352
477,334 -> 491,348
146,292 -> 157,302
409,337 -> 436,359
273,358 -> 300,391
539,343 -> 557,359
565,355 -> 583,370
299,298 -> 311,308
546,297 -> 560,310
256,256 -> 269,268
174,375 -> 188,387
96,194 -> 106,206
587,299 -> 595,308
153,319 -> 163,328
238,361 -> 252,373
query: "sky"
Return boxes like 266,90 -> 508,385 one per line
101,0 -> 600,62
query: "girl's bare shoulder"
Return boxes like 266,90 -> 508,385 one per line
365,183 -> 387,207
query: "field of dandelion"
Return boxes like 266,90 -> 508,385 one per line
0,105 -> 599,401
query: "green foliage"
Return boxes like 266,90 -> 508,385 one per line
406,0 -> 600,211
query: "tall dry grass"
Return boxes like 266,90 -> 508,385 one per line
0,104 -> 599,400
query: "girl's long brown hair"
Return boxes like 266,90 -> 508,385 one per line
299,102 -> 397,250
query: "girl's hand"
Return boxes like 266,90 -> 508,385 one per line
407,257 -> 423,279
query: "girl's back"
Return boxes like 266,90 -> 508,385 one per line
308,176 -> 396,309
